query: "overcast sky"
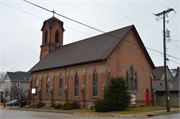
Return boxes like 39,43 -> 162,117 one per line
0,0 -> 179,73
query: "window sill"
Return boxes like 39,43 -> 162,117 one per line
130,90 -> 139,94
45,96 -> 49,98
91,96 -> 98,99
58,96 -> 63,99
73,96 -> 79,99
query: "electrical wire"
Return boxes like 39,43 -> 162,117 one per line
23,0 -> 180,61
153,0 -> 180,18
90,0 -> 161,32
119,0 -> 153,14
0,2 -> 91,37
171,42 -> 180,49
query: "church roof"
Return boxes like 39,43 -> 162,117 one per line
29,25 -> 155,72
41,16 -> 64,31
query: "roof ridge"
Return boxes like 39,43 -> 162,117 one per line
62,25 -> 134,47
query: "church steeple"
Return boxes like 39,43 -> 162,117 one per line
40,16 -> 65,60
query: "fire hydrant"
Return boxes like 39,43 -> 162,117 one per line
4,102 -> 6,108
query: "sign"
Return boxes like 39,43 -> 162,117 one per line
31,88 -> 36,94
131,94 -> 136,102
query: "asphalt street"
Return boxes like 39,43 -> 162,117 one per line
0,109 -> 180,119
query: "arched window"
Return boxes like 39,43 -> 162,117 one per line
126,71 -> 128,86
46,77 -> 50,96
59,75 -> 63,96
74,73 -> 79,96
45,30 -> 48,43
134,73 -> 137,91
55,30 -> 59,43
93,70 -> 98,96
35,78 -> 38,96
130,67 -> 133,90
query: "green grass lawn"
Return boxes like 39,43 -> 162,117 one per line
109,106 -> 167,114
72,106 -> 169,114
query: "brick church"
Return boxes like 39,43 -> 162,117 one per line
28,16 -> 156,107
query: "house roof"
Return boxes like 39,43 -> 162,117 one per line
153,66 -> 164,80
6,71 -> 31,82
170,68 -> 180,80
153,66 -> 174,80
41,16 -> 64,31
29,25 -> 155,72
154,79 -> 179,91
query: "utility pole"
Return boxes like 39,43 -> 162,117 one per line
154,8 -> 174,112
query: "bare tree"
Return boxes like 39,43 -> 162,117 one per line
0,72 -> 5,82
4,84 -> 28,107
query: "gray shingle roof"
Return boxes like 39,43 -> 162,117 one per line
29,25 -> 155,72
7,71 -> 31,82
154,79 -> 179,91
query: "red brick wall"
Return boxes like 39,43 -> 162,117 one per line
29,62 -> 107,107
29,29 -> 155,107
40,22 -> 64,60
107,30 -> 155,106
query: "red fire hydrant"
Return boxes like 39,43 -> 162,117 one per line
4,102 -> 6,108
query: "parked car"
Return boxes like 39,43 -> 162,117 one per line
6,99 -> 20,106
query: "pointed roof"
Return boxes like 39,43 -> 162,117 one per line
41,16 -> 64,31
29,25 -> 155,72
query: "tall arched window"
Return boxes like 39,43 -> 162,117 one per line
130,67 -> 133,90
45,30 -> 48,43
55,30 -> 59,43
93,70 -> 98,96
59,75 -> 63,96
74,73 -> 79,96
126,71 -> 128,86
35,78 -> 38,96
46,77 -> 50,96
134,73 -> 137,91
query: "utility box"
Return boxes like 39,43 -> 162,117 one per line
166,29 -> 170,38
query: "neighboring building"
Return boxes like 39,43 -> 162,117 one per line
0,71 -> 30,101
153,66 -> 179,107
28,16 -> 156,108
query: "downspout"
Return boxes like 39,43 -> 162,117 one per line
103,59 -> 107,91
63,66 -> 67,102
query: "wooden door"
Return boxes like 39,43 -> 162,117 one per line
146,89 -> 149,106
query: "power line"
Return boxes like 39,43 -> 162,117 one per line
171,42 -> 180,49
153,0 -> 180,18
171,40 -> 180,42
90,0 -> 161,32
0,2 -> 91,37
119,0 -> 153,14
23,0 -> 180,61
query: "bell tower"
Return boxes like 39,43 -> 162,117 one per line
40,16 -> 65,60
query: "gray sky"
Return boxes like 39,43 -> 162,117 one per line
0,0 -> 179,72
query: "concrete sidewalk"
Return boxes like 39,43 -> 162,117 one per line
1,106 -> 179,118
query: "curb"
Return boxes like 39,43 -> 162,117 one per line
73,112 -> 114,117
0,108 -> 9,110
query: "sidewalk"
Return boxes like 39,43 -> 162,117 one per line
1,106 -> 179,118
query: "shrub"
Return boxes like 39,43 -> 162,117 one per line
71,101 -> 80,109
36,102 -> 45,108
50,104 -> 56,107
94,77 -> 131,112
54,104 -> 62,109
62,103 -> 74,110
